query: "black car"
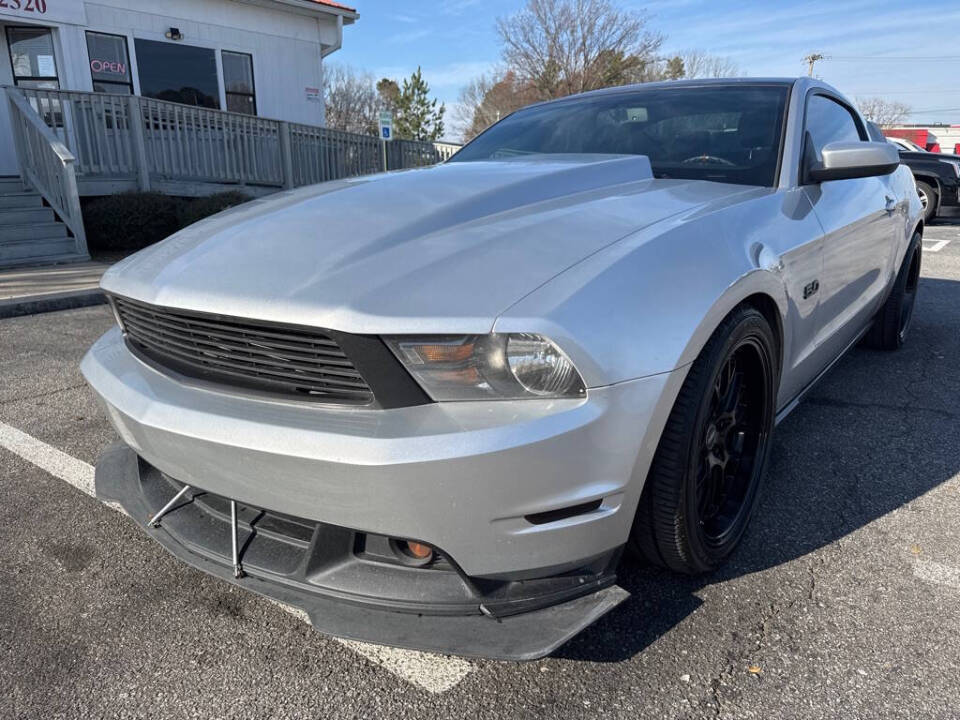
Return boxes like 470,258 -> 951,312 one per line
867,121 -> 960,222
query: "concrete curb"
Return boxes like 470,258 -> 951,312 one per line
0,288 -> 106,319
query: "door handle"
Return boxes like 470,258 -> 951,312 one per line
884,195 -> 897,213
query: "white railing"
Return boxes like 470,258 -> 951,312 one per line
11,87 -> 461,192
5,87 -> 87,255
288,122 -> 382,187
433,142 -> 462,161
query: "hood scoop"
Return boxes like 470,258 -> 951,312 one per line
432,154 -> 654,228
334,155 -> 655,267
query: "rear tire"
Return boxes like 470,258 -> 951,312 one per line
867,232 -> 922,350
628,306 -> 778,574
916,181 -> 938,222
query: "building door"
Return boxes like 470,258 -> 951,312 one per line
0,24 -> 60,175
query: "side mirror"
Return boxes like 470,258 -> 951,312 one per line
807,141 -> 900,183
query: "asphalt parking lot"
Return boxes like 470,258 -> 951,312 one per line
1,219 -> 958,720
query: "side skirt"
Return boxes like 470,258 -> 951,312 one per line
774,323 -> 872,426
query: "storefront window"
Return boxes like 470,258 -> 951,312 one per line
134,38 -> 219,108
222,51 -> 256,115
86,32 -> 133,94
6,26 -> 59,90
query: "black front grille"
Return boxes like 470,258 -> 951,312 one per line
113,296 -> 375,404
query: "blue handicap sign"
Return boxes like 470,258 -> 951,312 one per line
381,127 -> 391,140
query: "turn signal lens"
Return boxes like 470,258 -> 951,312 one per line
384,334 -> 586,401
397,340 -> 476,364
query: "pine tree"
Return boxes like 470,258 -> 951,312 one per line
393,67 -> 445,141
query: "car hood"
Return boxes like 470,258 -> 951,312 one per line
900,150 -> 960,162
102,155 -> 762,334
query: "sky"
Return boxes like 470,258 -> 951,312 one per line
335,0 -> 960,141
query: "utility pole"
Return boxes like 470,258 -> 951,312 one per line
804,53 -> 824,76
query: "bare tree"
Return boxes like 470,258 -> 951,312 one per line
679,50 -> 742,79
455,71 -> 541,142
495,0 -> 663,99
857,96 -> 912,127
323,64 -> 379,135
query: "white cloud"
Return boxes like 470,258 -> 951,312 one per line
374,60 -> 495,92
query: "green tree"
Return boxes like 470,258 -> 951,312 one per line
376,78 -> 400,114
662,56 -> 686,80
392,67 -> 445,141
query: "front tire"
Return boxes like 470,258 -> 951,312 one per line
867,232 -> 922,350
916,181 -> 938,222
629,306 -> 778,574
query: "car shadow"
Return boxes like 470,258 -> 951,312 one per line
929,209 -> 960,226
557,276 -> 960,662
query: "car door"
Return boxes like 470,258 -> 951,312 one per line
801,92 -> 898,361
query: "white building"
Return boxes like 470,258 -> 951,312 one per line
0,0 -> 358,176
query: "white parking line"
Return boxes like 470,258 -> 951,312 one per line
0,420 -> 475,694
922,239 -> 951,253
913,559 -> 960,590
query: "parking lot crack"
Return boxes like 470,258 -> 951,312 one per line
0,382 -> 87,408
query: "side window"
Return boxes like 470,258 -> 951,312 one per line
804,94 -> 864,164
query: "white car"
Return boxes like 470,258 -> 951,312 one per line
83,77 -> 923,659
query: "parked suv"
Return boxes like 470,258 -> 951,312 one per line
868,121 -> 960,221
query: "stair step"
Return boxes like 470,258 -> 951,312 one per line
0,251 -> 89,270
0,207 -> 55,225
0,237 -> 78,263
0,222 -> 68,242
0,178 -> 26,192
0,193 -> 42,209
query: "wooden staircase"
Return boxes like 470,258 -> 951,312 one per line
0,178 -> 88,268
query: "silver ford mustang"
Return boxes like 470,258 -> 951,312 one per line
83,78 -> 923,660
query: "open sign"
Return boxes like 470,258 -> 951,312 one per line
90,59 -> 126,75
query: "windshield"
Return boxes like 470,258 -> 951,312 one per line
451,84 -> 790,187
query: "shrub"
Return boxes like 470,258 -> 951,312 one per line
178,191 -> 251,228
82,190 -> 252,253
82,191 -> 185,252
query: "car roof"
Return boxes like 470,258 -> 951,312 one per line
524,76 -> 843,109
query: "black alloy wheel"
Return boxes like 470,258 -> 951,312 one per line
695,341 -> 770,548
629,305 -> 778,573
867,232 -> 922,350
897,244 -> 921,343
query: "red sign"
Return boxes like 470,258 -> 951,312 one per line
90,59 -> 126,75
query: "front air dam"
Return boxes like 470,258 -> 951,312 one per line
94,441 -> 630,660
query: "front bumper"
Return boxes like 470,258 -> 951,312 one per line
82,326 -> 683,657
82,326 -> 680,578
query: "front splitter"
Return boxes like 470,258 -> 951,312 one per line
94,441 -> 630,661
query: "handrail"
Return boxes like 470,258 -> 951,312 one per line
4,86 -> 88,256
6,89 -> 75,162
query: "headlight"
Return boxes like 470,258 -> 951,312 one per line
384,333 -> 586,401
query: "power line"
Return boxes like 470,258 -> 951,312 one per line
829,55 -> 960,61
908,107 -> 960,114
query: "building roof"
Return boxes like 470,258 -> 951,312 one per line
303,0 -> 356,13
